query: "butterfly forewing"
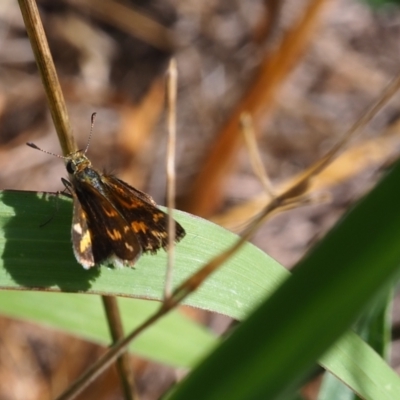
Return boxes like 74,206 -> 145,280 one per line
103,177 -> 185,253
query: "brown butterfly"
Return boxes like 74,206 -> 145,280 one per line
27,113 -> 185,268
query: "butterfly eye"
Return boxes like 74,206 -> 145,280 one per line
66,161 -> 76,174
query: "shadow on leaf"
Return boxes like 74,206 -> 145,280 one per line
0,190 -> 100,291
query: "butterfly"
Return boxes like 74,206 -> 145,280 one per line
27,113 -> 185,268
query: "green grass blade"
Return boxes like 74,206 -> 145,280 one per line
0,291 -> 216,367
320,331 -> 398,400
318,372 -> 359,400
319,288 -> 393,400
166,160 -> 400,400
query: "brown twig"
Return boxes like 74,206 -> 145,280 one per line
18,0 -> 75,155
276,72 -> 400,201
164,58 -> 178,301
17,2 -> 135,399
55,307 -> 163,400
102,297 -> 138,400
212,119 -> 400,231
240,113 -> 275,197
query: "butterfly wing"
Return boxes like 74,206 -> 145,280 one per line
102,176 -> 186,253
63,177 -> 142,267
71,199 -> 96,269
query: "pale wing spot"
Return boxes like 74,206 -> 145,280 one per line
152,213 -> 164,223
125,242 -> 134,251
152,230 -> 167,238
73,247 -> 94,269
79,231 -> 92,253
73,223 -> 82,235
78,258 -> 94,269
106,229 -> 122,240
104,209 -> 118,217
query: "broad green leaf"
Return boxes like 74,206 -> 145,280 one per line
0,291 -> 216,368
0,190 -> 287,316
0,189 -> 284,368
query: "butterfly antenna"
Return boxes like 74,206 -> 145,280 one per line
84,112 -> 97,154
26,142 -> 66,159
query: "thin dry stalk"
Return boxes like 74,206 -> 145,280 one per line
240,113 -> 275,197
18,0 -> 75,155
102,297 -> 138,400
55,308 -> 164,400
17,2 -> 135,399
164,58 -> 178,301
277,72 -> 400,202
214,71 -> 400,230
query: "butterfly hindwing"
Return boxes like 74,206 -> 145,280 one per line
63,177 -> 142,267
69,188 -> 96,269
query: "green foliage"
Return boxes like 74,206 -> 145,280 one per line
362,0 -> 400,8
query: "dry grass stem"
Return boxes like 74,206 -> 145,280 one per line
164,58 -> 178,301
280,71 -> 400,202
214,71 -> 400,231
240,112 -> 275,197
17,2 -> 134,398
55,309 -> 164,400
102,296 -> 138,400
18,0 -> 75,155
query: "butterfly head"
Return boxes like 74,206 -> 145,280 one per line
65,151 -> 92,176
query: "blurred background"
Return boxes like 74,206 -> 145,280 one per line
1,0 -> 400,398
